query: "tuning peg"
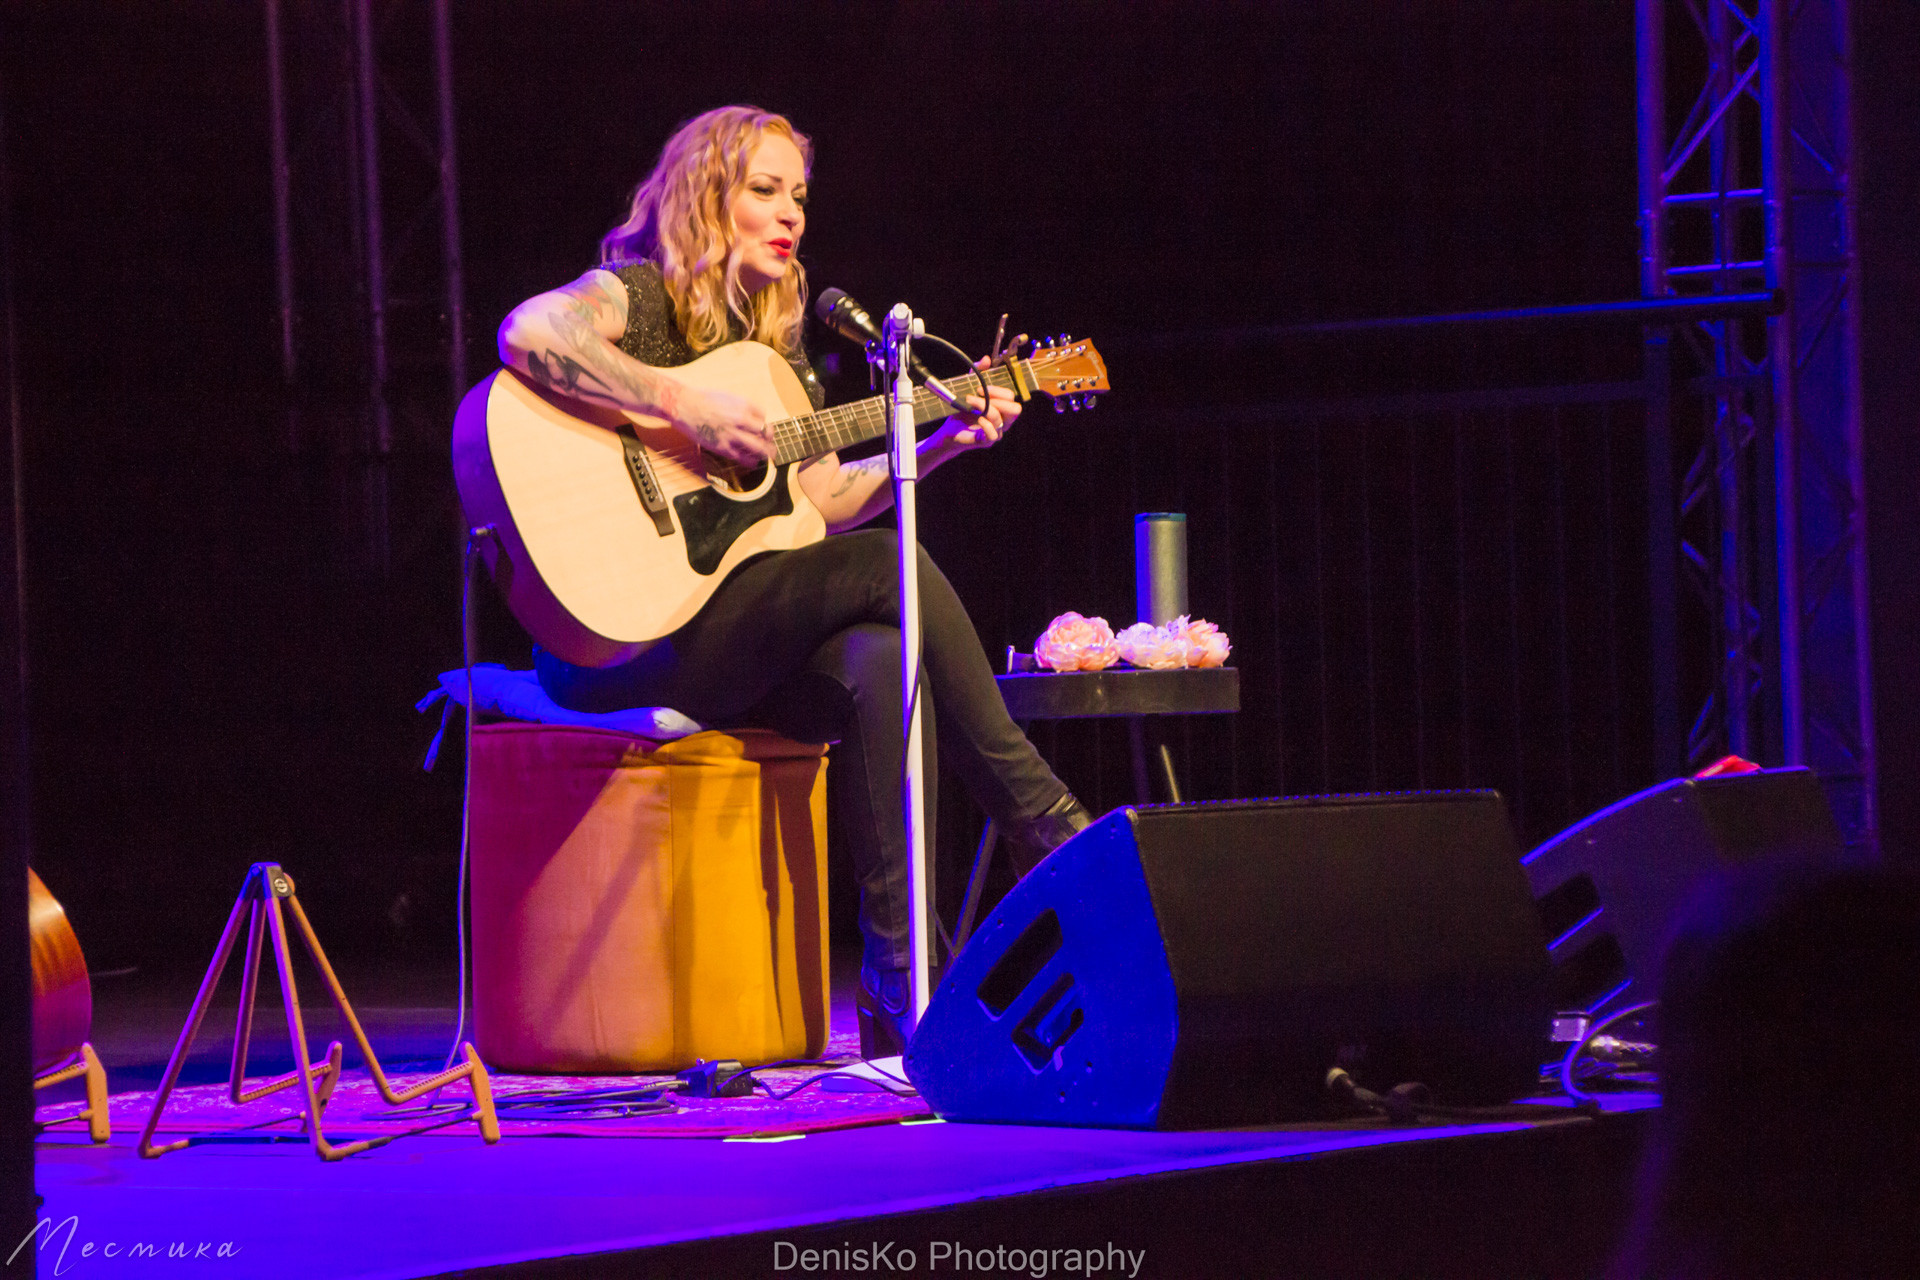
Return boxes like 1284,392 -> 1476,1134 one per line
1083,394 -> 1098,410
1052,398 -> 1068,414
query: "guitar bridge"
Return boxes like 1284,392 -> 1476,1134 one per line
618,426 -> 675,537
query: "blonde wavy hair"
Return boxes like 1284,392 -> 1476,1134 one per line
600,105 -> 812,358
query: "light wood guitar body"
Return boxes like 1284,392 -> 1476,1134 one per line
453,337 -> 1108,668
30,867 -> 90,1075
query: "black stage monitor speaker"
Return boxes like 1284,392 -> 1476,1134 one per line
1522,765 -> 1844,1016
905,793 -> 1553,1129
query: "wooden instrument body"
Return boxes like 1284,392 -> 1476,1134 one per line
452,343 -> 826,669
30,867 -> 91,1074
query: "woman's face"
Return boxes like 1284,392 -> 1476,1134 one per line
730,133 -> 808,295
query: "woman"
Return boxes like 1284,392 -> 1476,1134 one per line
497,105 -> 1091,1054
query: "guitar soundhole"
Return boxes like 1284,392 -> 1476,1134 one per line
700,453 -> 768,495
729,461 -> 769,493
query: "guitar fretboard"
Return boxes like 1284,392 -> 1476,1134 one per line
768,362 -> 1027,466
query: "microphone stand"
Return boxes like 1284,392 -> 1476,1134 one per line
881,303 -> 934,1032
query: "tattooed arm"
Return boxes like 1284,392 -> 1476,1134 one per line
797,380 -> 1025,531
796,452 -> 894,532
496,270 -> 773,465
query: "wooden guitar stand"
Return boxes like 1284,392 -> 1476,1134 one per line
34,1045 -> 110,1143
138,862 -> 500,1161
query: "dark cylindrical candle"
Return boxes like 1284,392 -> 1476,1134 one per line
1135,513 -> 1188,625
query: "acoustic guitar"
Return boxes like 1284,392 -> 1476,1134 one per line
453,337 -> 1109,668
29,869 -> 111,1140
30,867 -> 91,1076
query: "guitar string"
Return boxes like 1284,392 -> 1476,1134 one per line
766,360 -> 1044,465
758,340 -> 1105,462
775,362 -> 1018,455
761,343 -> 1101,464
767,379 -> 977,459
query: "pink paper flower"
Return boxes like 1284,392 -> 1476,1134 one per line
1185,618 -> 1232,668
1116,616 -> 1233,668
1034,612 -> 1120,672
1115,619 -> 1192,669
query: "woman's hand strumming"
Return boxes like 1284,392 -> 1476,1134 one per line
670,384 -> 776,466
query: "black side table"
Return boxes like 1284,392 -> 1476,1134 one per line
996,662 -> 1241,803
951,660 -> 1241,949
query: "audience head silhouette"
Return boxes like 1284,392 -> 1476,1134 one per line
1613,856 -> 1920,1278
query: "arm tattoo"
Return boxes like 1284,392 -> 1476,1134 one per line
525,348 -> 610,397
829,455 -> 889,498
524,276 -> 669,412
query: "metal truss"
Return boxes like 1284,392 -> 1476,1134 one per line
1638,0 -> 1874,845
264,0 -> 467,575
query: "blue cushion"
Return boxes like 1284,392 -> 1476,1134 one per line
420,663 -> 704,743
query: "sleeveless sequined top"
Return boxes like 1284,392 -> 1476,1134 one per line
604,261 -> 825,412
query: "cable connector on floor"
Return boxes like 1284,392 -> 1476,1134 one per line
1327,1065 -> 1602,1123
1326,1067 -> 1427,1122
676,1060 -> 756,1098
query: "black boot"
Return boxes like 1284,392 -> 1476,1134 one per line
856,964 -> 912,1059
1006,792 -> 1094,878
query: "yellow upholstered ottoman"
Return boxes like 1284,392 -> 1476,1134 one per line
468,722 -> 830,1073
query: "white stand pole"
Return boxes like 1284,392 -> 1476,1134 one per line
882,304 -> 934,1029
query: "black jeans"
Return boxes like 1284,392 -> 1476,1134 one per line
535,529 -> 1068,970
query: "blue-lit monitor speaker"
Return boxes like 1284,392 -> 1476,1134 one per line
905,793 -> 1554,1129
1522,765 -> 1843,1017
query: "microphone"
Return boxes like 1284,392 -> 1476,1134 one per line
815,287 -> 884,347
815,288 -> 940,386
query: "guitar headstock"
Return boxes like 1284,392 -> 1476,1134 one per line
1023,335 -> 1110,412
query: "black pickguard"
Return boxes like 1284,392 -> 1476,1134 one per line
673,465 -> 796,576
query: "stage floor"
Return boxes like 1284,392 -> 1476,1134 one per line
31,961 -> 1655,1279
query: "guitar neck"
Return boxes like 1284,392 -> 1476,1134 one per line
769,362 -> 1028,466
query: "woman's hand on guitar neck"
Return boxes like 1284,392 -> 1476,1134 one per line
799,367 -> 1024,533
663,382 -> 777,466
926,375 -> 1023,462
